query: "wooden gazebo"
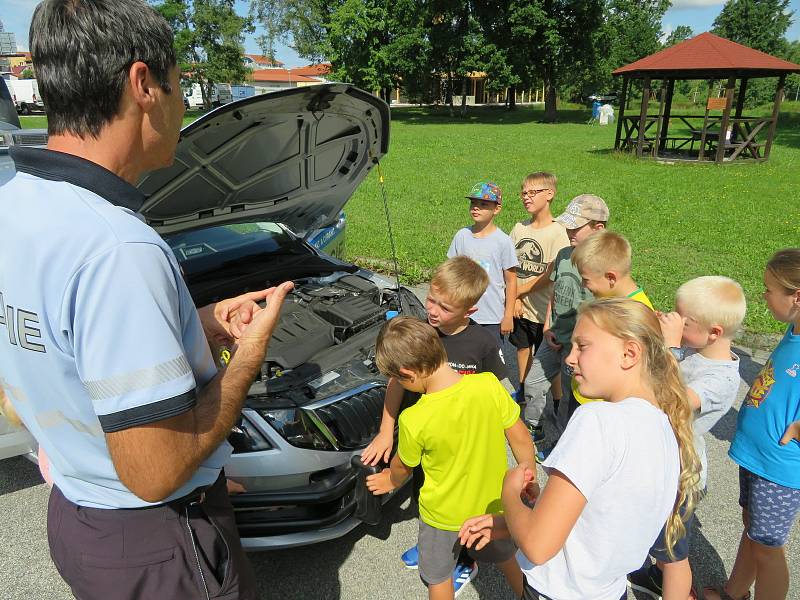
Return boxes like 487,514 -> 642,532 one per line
613,33 -> 800,163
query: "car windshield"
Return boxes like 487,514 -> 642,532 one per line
163,222 -> 305,271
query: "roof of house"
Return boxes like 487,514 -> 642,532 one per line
290,63 -> 332,77
244,54 -> 284,67
250,68 -> 321,83
613,32 -> 800,78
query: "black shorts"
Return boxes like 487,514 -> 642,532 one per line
47,472 -> 256,600
649,490 -> 705,562
509,317 -> 544,351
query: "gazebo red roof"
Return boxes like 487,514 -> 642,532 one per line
613,32 -> 800,77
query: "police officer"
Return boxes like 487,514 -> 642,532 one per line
0,1 -> 291,598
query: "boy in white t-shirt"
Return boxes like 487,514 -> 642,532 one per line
448,181 -> 518,347
629,276 -> 746,600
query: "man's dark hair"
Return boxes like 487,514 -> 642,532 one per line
30,0 -> 177,138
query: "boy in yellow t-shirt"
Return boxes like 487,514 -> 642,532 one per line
567,230 -> 654,411
367,317 -> 534,600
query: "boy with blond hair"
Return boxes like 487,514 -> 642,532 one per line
361,257 -> 516,586
448,181 -> 518,346
570,229 -> 653,308
366,317 -> 534,600
629,276 -> 746,600
509,172 -> 569,404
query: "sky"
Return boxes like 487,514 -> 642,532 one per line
1,0 -> 799,68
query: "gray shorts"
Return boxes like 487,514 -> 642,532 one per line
417,520 -> 516,585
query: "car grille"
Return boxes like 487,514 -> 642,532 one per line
307,385 -> 385,450
11,132 -> 48,147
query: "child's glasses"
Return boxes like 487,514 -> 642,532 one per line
521,189 -> 549,198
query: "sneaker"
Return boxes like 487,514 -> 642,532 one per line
401,544 -> 418,569
535,447 -> 552,464
627,563 -> 662,599
453,560 -> 478,598
527,423 -> 545,445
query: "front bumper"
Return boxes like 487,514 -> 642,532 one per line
233,464 -> 396,550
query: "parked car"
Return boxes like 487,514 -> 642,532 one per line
184,82 -> 233,109
0,77 -> 46,460
2,83 -> 424,550
6,78 -> 45,114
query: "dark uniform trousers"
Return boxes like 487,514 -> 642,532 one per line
47,472 -> 257,600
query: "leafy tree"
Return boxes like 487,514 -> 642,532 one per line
712,0 -> 794,107
665,24 -> 693,47
20,68 -> 35,79
786,40 -> 800,102
712,0 -> 792,57
154,0 -> 252,110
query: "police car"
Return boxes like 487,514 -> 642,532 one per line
2,83 -> 424,549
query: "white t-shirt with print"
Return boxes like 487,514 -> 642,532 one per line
518,399 -> 680,600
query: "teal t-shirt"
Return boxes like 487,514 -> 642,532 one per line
729,325 -> 800,489
549,246 -> 593,349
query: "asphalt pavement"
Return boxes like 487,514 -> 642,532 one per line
0,284 -> 797,599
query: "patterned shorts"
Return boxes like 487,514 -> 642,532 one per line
738,466 -> 800,547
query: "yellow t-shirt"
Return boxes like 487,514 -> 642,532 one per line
397,372 -> 520,531
573,288 -> 654,404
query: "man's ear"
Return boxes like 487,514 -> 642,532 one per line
128,61 -> 157,111
592,223 -> 606,231
621,339 -> 642,370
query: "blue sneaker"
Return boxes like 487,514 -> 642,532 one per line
535,447 -> 552,464
401,544 -> 418,569
453,560 -> 478,597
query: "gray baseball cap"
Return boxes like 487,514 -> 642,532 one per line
555,194 -> 609,229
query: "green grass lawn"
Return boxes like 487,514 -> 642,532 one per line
345,104 -> 800,341
21,103 -> 800,340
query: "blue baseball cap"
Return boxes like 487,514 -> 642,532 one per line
465,181 -> 502,204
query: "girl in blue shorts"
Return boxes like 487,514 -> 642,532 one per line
706,248 -> 800,600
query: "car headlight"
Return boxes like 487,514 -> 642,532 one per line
229,414 -> 274,453
257,408 -> 336,451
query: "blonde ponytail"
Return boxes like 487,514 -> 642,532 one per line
578,298 -> 701,560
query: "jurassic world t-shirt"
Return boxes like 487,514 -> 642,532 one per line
510,220 -> 569,324
549,246 -> 593,351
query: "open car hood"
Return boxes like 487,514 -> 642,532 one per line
137,84 -> 389,237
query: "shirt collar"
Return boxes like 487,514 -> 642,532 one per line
9,146 -> 146,212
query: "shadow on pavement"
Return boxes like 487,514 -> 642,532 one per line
0,455 -> 44,496
689,515 -> 729,595
248,485 -> 416,600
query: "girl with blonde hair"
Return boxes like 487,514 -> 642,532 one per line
459,298 -> 700,599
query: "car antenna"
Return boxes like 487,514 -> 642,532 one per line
373,157 -> 404,310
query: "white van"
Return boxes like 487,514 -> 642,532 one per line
183,82 -> 232,109
6,79 -> 45,114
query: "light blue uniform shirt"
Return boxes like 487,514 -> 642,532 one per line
0,147 -> 230,508
730,325 -> 800,489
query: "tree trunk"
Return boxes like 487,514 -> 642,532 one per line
460,77 -> 468,118
544,72 -> 557,122
508,84 -> 517,110
447,72 -> 454,117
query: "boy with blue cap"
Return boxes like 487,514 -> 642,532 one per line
448,181 -> 518,347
